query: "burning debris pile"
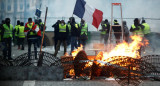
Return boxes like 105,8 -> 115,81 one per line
61,35 -> 159,85
102,35 -> 149,60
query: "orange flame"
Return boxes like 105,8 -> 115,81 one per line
68,36 -> 149,77
64,52 -> 69,56
101,35 -> 148,62
71,44 -> 83,59
69,69 -> 75,76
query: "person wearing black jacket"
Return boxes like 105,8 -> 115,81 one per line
70,17 -> 80,54
79,19 -> 88,49
130,18 -> 144,56
52,20 -> 60,51
112,20 -> 121,44
104,19 -> 110,44
130,18 -> 144,33
53,20 -> 69,57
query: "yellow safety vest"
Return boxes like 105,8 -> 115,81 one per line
3,24 -> 13,38
142,23 -> 150,34
131,24 -> 144,37
27,23 -> 36,36
27,23 -> 33,29
79,23 -> 88,35
59,24 -> 67,32
101,24 -> 107,35
18,26 -> 25,38
67,23 -> 71,32
14,25 -> 20,36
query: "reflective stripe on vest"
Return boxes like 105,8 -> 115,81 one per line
142,23 -> 150,34
14,25 -> 20,36
18,26 -> 25,38
3,24 -> 13,38
59,24 -> 66,32
80,23 -> 88,35
131,24 -> 144,37
101,24 -> 107,35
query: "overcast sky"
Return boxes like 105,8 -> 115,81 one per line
39,0 -> 160,32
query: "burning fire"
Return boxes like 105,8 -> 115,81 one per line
101,35 -> 149,62
71,44 -> 83,59
67,35 -> 149,77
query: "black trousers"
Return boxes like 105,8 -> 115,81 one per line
54,40 -> 67,57
54,37 -> 58,51
3,38 -> 12,59
28,38 -> 38,59
18,37 -> 25,49
114,33 -> 121,44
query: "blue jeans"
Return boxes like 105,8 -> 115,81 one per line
71,36 -> 78,52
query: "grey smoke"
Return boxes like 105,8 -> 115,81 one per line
1,0 -> 160,32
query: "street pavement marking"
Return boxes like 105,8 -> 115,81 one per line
23,81 -> 35,86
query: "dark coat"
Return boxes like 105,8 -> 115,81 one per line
52,22 -> 59,39
70,22 -> 80,37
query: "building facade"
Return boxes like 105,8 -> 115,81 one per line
0,0 -> 43,26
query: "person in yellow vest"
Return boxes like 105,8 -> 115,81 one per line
99,21 -> 106,43
25,18 -> 38,59
53,20 -> 69,57
104,19 -> 110,44
17,22 -> 25,50
112,19 -> 122,44
2,18 -> 13,60
13,20 -> 20,47
141,20 -> 150,38
79,19 -> 88,49
130,18 -> 144,56
130,18 -> 144,37
141,20 -> 155,52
